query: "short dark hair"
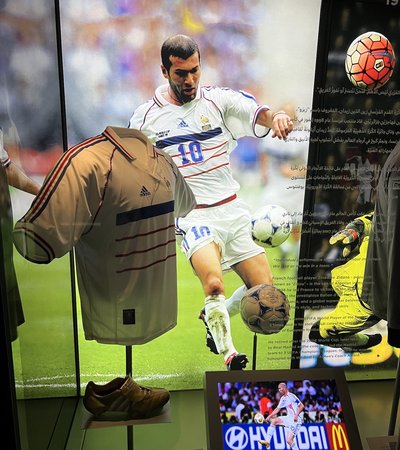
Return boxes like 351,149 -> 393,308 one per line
161,34 -> 200,72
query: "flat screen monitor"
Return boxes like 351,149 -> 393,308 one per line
204,368 -> 362,450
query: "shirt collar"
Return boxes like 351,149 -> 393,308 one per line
153,84 -> 201,107
103,126 -> 156,160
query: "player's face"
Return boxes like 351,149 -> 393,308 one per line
162,52 -> 201,104
278,384 -> 287,395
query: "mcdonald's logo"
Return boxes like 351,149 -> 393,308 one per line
330,423 -> 350,450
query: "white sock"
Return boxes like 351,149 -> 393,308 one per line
265,423 -> 275,443
225,285 -> 248,317
205,294 -> 236,359
290,438 -> 299,450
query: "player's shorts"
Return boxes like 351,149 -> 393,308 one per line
320,237 -> 380,338
280,415 -> 303,435
175,197 -> 264,271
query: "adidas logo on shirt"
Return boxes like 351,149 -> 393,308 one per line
178,119 -> 188,128
140,186 -> 151,197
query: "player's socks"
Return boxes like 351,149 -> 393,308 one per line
265,423 -> 275,443
205,294 -> 236,358
225,285 -> 247,316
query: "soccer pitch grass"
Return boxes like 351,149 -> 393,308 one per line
12,244 -> 298,399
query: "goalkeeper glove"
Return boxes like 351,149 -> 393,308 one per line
329,212 -> 373,257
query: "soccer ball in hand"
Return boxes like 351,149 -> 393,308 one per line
251,204 -> 292,248
345,31 -> 395,91
240,284 -> 290,335
254,413 -> 265,424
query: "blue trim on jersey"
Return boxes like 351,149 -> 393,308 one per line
155,127 -> 223,149
239,90 -> 257,102
116,200 -> 175,226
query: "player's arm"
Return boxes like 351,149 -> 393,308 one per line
256,109 -> 293,140
5,161 -> 41,195
265,406 -> 281,422
294,400 -> 304,421
329,212 -> 374,257
1,127 -> 40,195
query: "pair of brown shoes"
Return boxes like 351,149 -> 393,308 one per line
83,376 -> 170,420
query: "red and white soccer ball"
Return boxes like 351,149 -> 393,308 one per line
251,204 -> 292,248
345,31 -> 396,91
254,412 -> 265,424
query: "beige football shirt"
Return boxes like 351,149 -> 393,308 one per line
13,127 -> 196,345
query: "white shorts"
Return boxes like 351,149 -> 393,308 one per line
175,197 -> 264,271
280,415 -> 303,435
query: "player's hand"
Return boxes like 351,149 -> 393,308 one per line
329,217 -> 366,257
271,111 -> 293,140
329,212 -> 373,257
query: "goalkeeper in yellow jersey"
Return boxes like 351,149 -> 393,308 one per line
309,212 -> 383,352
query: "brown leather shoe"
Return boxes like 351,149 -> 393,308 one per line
83,376 -> 170,419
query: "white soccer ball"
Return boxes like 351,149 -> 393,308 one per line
251,204 -> 292,248
254,412 -> 265,424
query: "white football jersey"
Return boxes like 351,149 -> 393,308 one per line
129,84 -> 270,205
278,392 -> 304,420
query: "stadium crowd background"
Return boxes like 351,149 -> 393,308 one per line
1,0 -> 318,218
218,379 -> 343,424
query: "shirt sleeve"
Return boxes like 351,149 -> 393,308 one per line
13,152 -> 98,264
210,87 -> 270,139
128,102 -> 152,135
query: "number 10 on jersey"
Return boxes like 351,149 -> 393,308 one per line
178,142 -> 204,165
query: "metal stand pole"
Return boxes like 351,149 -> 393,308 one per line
252,333 -> 258,370
388,355 -> 400,437
126,346 -> 133,450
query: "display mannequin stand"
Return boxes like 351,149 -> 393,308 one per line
388,355 -> 400,437
126,345 -> 134,450
252,333 -> 257,370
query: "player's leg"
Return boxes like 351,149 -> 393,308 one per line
232,252 -> 273,287
286,419 -> 302,450
225,285 -> 248,316
310,313 -> 381,351
287,431 -> 299,450
219,197 -> 273,289
309,243 -> 381,351
258,417 -> 282,447
223,250 -> 273,324
191,243 -> 247,369
224,252 -> 272,316
190,241 -> 226,356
